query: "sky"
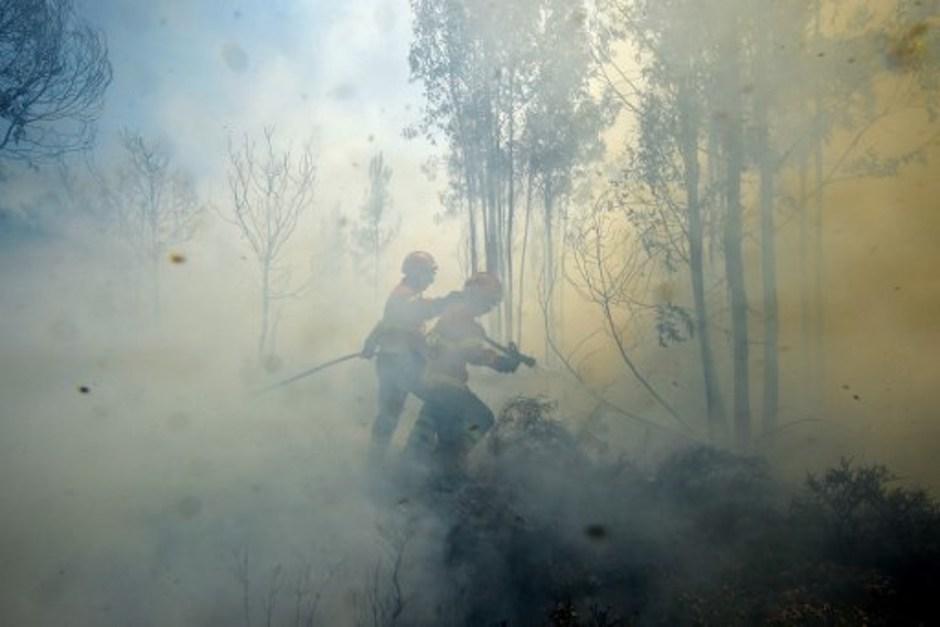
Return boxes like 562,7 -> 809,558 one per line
71,0 -> 445,255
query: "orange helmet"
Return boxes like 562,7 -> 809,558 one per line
401,251 -> 438,277
463,272 -> 502,306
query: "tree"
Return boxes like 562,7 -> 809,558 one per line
352,151 -> 398,299
409,0 -> 537,338
605,0 -> 940,448
567,197 -> 689,430
408,0 -> 613,342
99,129 -> 204,317
525,0 -> 614,359
226,127 -> 317,362
602,0 -> 731,441
0,0 -> 112,163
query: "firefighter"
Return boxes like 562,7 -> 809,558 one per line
361,251 -> 459,467
404,272 -> 522,483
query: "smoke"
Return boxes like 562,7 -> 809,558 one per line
1,1 -> 939,625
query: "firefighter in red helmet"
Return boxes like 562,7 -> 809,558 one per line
404,272 -> 522,483
361,251 -> 460,467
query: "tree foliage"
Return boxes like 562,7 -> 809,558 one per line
352,151 -> 398,294
0,0 -> 112,163
96,129 -> 204,316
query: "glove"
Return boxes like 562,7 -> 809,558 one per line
492,354 -> 521,373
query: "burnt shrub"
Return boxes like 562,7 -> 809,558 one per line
787,459 -> 940,624
410,398 -> 940,627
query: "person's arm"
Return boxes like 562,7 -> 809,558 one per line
461,324 -> 520,373
410,290 -> 463,321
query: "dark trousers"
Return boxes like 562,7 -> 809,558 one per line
404,383 -> 495,477
371,351 -> 425,457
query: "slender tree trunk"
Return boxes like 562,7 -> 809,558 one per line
753,16 -> 780,436
148,196 -> 161,321
465,161 -> 479,273
543,181 -> 555,364
558,201 -> 568,354
259,259 -> 271,359
490,96 -> 505,338
706,117 -> 722,263
812,0 -> 826,407
679,89 -> 726,441
452,79 -> 478,273
151,249 -> 161,321
720,45 -> 752,449
756,97 -> 779,436
517,169 -> 534,344
799,154 -> 812,390
505,73 -> 515,343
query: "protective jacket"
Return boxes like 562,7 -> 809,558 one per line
423,303 -> 514,388
405,302 -> 518,479
364,282 -> 453,358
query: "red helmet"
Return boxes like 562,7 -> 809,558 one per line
401,251 -> 438,277
463,272 -> 502,305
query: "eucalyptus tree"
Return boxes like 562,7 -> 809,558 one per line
524,0 -> 614,355
603,0 -> 732,441
408,0 -> 613,341
409,0 -> 537,338
606,0 -> 939,447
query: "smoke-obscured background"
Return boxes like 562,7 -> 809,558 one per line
1,0 -> 938,625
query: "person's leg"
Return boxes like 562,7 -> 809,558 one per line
403,397 -> 438,465
460,391 -> 495,451
432,387 -> 493,483
370,356 -> 408,466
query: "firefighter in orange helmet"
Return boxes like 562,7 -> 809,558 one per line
361,251 -> 460,467
404,272 -> 522,482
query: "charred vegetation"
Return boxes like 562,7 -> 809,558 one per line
386,396 -> 940,626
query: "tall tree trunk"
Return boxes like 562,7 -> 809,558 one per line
798,154 -> 812,391
465,161 -> 479,273
755,14 -> 780,436
812,0 -> 826,407
505,72 -> 516,343
483,134 -> 502,337
679,89 -> 726,441
557,199 -> 568,354
517,168 -> 534,344
720,44 -> 752,450
491,95 -> 505,338
542,180 -> 555,364
756,94 -> 779,436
